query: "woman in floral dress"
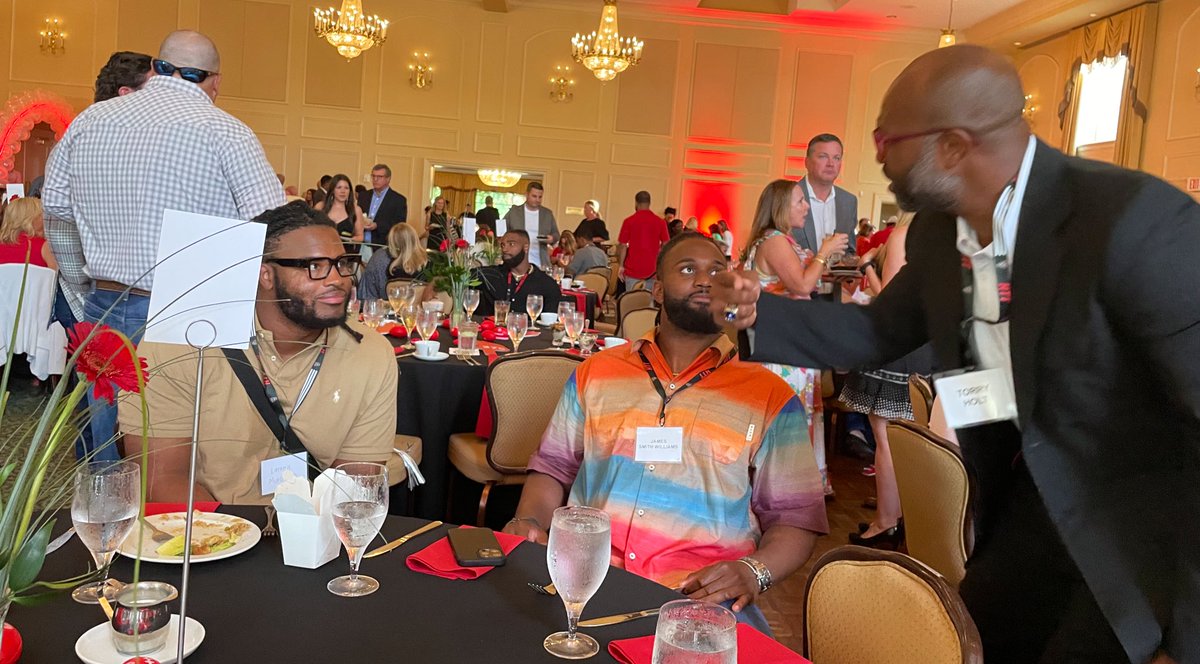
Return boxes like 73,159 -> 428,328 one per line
740,179 -> 849,496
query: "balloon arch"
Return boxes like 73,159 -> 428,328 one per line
0,90 -> 74,183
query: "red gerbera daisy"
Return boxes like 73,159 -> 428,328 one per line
439,239 -> 449,252
66,322 -> 149,404
455,239 -> 470,250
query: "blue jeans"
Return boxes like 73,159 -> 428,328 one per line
719,599 -> 773,637
78,288 -> 150,462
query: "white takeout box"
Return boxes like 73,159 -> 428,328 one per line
273,470 -> 340,569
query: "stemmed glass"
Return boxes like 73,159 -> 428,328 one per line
362,299 -> 386,330
327,462 -> 389,597
563,311 -> 586,350
71,460 -> 140,604
578,331 -> 598,357
463,288 -> 481,320
557,301 -> 576,330
544,506 -> 611,659
399,303 -> 420,349
387,282 -> 412,318
506,312 -> 529,353
416,309 -> 439,342
526,294 -> 544,325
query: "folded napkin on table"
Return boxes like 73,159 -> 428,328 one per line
607,624 -> 811,664
144,502 -> 221,516
406,528 -> 524,580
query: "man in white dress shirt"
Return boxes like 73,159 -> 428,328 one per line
502,181 -> 559,268
793,133 -> 857,257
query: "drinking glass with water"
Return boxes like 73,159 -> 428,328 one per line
651,600 -> 737,663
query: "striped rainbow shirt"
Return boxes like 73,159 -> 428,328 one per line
528,331 -> 829,589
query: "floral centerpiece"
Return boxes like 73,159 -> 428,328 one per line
426,238 -> 481,327
0,269 -> 149,653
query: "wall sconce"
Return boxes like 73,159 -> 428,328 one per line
549,65 -> 575,103
39,18 -> 66,55
408,52 -> 433,89
1021,93 -> 1038,121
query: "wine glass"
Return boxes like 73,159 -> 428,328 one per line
526,294 -> 544,325
463,288 -> 481,320
493,300 -> 511,326
399,303 -> 420,349
387,282 -> 412,317
651,600 -> 737,663
563,311 -> 585,350
506,312 -> 529,353
362,299 -> 385,330
578,331 -> 597,357
557,301 -> 576,327
544,506 -> 611,659
327,462 -> 389,597
416,309 -> 439,342
71,460 -> 140,604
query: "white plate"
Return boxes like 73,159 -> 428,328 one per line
117,512 -> 260,564
414,351 -> 450,362
76,615 -> 205,664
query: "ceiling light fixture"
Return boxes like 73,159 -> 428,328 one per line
478,169 -> 522,188
313,0 -> 388,61
938,0 -> 957,48
571,0 -> 644,82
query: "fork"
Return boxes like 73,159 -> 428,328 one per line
528,581 -> 557,596
140,517 -> 174,544
262,505 -> 278,537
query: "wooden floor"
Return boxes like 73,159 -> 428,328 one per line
758,451 -> 878,655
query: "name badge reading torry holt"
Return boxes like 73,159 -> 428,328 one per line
934,368 -> 1018,429
635,427 -> 684,464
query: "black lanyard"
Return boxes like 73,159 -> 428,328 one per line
638,348 -> 737,426
248,334 -> 327,454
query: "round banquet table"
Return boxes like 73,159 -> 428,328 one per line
390,319 -> 561,520
20,507 -> 682,662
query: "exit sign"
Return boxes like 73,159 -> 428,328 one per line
1187,177 -> 1200,192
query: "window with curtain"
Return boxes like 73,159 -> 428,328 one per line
1072,54 -> 1128,158
474,190 -> 526,214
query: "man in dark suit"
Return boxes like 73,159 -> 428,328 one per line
475,195 -> 500,235
712,45 -> 1196,664
357,163 -> 407,255
312,174 -> 332,206
794,133 -> 857,257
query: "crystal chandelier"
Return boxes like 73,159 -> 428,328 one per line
571,0 -> 644,82
313,0 -> 389,61
478,169 -> 522,188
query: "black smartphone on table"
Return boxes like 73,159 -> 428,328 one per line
447,527 -> 507,567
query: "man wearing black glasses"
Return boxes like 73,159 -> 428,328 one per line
712,45 -> 1198,664
44,29 -> 284,463
120,201 -> 396,504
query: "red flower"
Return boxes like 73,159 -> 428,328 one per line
67,322 -> 149,404
439,239 -> 449,252
455,239 -> 470,250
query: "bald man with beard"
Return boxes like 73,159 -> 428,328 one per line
711,45 -> 1197,664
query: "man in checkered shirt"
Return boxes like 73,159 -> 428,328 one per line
43,30 -> 284,461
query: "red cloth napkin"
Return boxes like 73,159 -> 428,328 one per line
406,529 -> 524,580
144,502 -> 220,516
607,624 -> 811,664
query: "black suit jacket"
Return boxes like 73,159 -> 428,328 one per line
748,141 -> 1200,663
357,188 -> 408,247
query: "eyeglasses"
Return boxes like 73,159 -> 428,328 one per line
152,59 -> 218,84
266,254 -> 361,280
872,127 -> 950,161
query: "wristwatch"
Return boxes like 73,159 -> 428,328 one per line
737,556 -> 773,593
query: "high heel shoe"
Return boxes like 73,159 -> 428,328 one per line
849,521 -> 904,549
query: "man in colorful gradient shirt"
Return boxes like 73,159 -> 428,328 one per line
505,232 -> 828,631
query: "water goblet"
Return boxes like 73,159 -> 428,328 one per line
387,282 -> 412,317
526,294 -> 544,325
506,312 -> 529,353
71,460 -> 140,604
544,506 -> 611,659
463,288 -> 481,319
400,303 -> 420,349
362,299 -> 386,330
563,311 -> 586,350
327,462 -> 389,597
416,309 -> 439,342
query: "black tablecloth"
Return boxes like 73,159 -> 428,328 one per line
391,321 -> 559,520
18,507 -> 682,662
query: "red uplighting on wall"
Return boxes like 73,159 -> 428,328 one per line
682,178 -> 737,240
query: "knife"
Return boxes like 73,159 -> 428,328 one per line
46,526 -> 76,555
363,520 -> 443,558
578,608 -> 660,628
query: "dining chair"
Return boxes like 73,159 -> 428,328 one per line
576,272 -> 608,303
804,545 -> 983,664
908,374 -> 934,427
618,307 -> 658,341
447,351 -> 583,525
595,289 -> 655,336
0,263 -> 68,380
887,420 -> 974,588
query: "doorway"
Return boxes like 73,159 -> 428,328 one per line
18,122 -> 57,184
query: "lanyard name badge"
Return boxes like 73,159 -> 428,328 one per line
507,270 -> 530,302
250,334 -> 325,493
634,349 -> 734,464
934,183 -> 1019,429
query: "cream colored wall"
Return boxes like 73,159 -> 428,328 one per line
999,0 -> 1200,201
1,0 -> 939,249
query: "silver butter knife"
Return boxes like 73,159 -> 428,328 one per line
46,526 -> 76,555
363,520 -> 443,558
578,608 -> 660,628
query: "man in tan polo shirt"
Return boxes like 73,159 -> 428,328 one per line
120,201 -> 396,504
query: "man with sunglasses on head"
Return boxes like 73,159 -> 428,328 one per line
119,201 -> 396,504
712,45 -> 1199,664
43,29 -> 283,462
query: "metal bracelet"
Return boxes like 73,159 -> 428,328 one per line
737,556 -> 772,593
